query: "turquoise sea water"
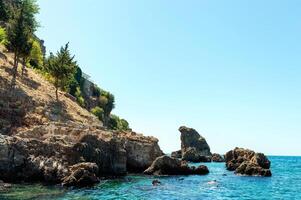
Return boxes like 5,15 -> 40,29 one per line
1,156 -> 300,200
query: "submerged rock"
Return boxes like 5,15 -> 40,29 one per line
211,153 -> 225,162
143,155 -> 209,175
225,147 -> 271,177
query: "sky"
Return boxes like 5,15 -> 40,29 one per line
36,0 -> 301,156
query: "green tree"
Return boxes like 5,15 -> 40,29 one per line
0,0 -> 10,22
28,38 -> 43,68
99,91 -> 115,127
45,43 -> 77,101
6,0 -> 39,86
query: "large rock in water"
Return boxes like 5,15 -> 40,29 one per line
144,155 -> 209,175
0,122 -> 163,185
182,147 -> 211,162
211,153 -> 225,162
179,126 -> 211,162
225,147 -> 271,177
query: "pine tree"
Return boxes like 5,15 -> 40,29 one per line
46,43 -> 77,101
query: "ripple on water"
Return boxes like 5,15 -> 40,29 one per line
0,156 -> 300,200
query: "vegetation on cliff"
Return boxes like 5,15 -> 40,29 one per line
0,0 -> 129,131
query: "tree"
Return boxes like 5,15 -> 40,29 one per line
6,0 -> 39,86
28,38 -> 43,69
91,106 -> 104,121
109,114 -> 130,131
45,43 -> 77,101
99,91 -> 115,127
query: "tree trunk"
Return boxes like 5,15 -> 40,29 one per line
55,87 -> 58,102
55,78 -> 59,102
11,52 -> 19,88
21,57 -> 26,77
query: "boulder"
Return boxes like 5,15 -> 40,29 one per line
225,147 -> 272,177
123,131 -> 163,172
143,155 -> 209,175
171,150 -> 182,159
211,153 -> 225,162
182,147 -> 211,162
62,162 -> 100,187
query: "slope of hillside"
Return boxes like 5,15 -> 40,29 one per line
0,45 -> 101,134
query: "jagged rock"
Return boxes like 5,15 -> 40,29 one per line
179,126 -> 211,157
225,147 -> 272,177
143,155 -> 209,175
178,126 -> 211,162
211,153 -> 225,162
123,131 -> 163,172
62,162 -> 100,187
182,147 -> 211,162
0,122 -> 164,185
171,150 -> 182,158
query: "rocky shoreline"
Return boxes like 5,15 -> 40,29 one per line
0,124 -> 272,187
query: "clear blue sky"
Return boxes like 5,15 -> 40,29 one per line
36,0 -> 301,156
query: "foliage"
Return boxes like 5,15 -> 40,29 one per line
45,43 -> 77,101
98,90 -> 115,127
92,86 -> 101,97
0,27 -> 7,45
109,114 -> 130,131
28,38 -> 43,68
90,106 -> 104,121
75,86 -> 85,107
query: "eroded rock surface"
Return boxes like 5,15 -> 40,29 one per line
225,147 -> 271,177
211,153 -> 225,162
0,122 -> 163,186
177,126 -> 211,162
143,155 -> 209,175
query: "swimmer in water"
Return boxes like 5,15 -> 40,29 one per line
207,180 -> 217,185
152,179 -> 161,186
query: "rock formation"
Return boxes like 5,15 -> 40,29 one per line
144,155 -> 209,175
211,153 -> 225,162
0,122 -> 163,186
225,147 -> 272,177
182,147 -> 211,162
171,150 -> 182,158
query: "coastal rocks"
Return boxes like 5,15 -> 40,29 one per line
182,147 -> 211,162
123,131 -> 163,172
171,150 -> 182,158
211,153 -> 225,162
179,126 -> 211,162
144,155 -> 209,176
225,147 -> 271,177
62,162 -> 100,187
0,122 -> 164,186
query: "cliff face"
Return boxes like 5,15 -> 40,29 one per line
0,45 -> 163,185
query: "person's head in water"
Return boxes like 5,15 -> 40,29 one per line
152,179 -> 161,186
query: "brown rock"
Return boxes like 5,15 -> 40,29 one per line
211,153 -> 225,162
62,162 -> 100,187
144,155 -> 209,176
171,150 -> 182,158
225,147 -> 272,177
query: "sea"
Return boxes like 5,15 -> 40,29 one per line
1,156 -> 300,200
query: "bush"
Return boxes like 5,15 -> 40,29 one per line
109,114 -> 130,131
0,27 -> 7,45
91,106 -> 104,121
75,87 -> 85,107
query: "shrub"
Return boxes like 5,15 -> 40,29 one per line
109,114 -> 130,131
0,27 -> 7,45
91,106 -> 104,121
75,87 -> 85,107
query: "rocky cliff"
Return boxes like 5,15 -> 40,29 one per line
0,45 -> 163,186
